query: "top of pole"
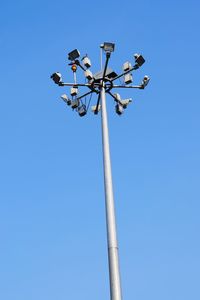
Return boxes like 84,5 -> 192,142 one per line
50,42 -> 150,117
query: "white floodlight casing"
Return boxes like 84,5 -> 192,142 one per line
70,87 -> 78,96
84,70 -> 93,80
140,75 -> 150,89
91,105 -> 101,113
60,94 -> 71,105
123,61 -> 132,72
71,99 -> 79,109
78,104 -> 87,117
142,75 -> 150,87
115,103 -> 124,115
119,98 -> 132,108
124,73 -> 133,84
60,94 -> 68,101
82,56 -> 91,68
113,93 -> 121,102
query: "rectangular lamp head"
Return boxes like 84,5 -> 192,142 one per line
51,72 -> 62,84
84,70 -> 93,80
124,73 -> 133,84
123,62 -> 132,72
70,87 -> 78,96
93,68 -> 117,82
82,56 -> 91,68
71,99 -> 79,109
134,54 -> 145,67
78,105 -> 87,117
60,94 -> 71,105
103,42 -> 115,53
68,49 -> 80,61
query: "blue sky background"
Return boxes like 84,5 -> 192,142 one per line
0,0 -> 200,299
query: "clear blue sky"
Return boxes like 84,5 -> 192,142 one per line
0,1 -> 200,299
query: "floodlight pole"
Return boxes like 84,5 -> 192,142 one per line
101,83 -> 122,300
51,44 -> 149,300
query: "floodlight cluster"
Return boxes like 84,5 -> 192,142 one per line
50,43 -> 150,117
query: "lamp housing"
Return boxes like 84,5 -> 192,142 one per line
115,103 -> 124,115
123,61 -> 132,72
119,98 -> 132,108
94,68 -> 117,82
68,49 -> 80,61
84,70 -> 93,80
91,105 -> 101,113
51,72 -> 62,84
113,93 -> 121,102
82,56 -> 91,68
70,87 -> 78,96
71,99 -> 79,109
60,94 -> 71,106
124,73 -> 133,84
134,54 -> 145,67
78,104 -> 87,117
142,75 -> 150,87
103,42 -> 115,53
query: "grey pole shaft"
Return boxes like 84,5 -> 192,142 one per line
100,84 -> 122,300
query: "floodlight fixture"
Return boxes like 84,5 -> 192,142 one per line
60,94 -> 71,106
93,68 -> 118,82
105,69 -> 118,79
78,104 -> 87,117
68,49 -> 80,61
124,73 -> 133,84
82,55 -> 91,68
141,75 -> 150,88
119,98 -> 132,108
113,93 -> 121,102
103,42 -> 115,53
115,103 -> 124,115
123,61 -> 132,72
50,72 -> 62,84
134,53 -> 145,67
84,70 -> 93,80
71,99 -> 79,109
91,104 -> 101,113
70,87 -> 78,96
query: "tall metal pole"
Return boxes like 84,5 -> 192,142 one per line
101,83 -> 122,300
